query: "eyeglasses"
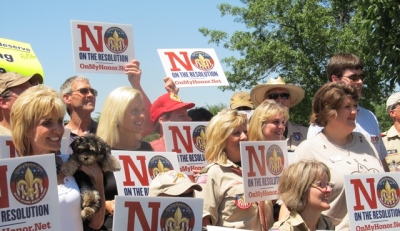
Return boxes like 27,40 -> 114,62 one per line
265,93 -> 290,100
341,74 -> 364,82
312,181 -> 335,190
72,88 -> 98,97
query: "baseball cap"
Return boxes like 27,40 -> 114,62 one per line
150,93 -> 195,123
230,91 -> 254,110
386,92 -> 400,114
0,72 -> 43,95
250,77 -> 304,108
149,170 -> 202,197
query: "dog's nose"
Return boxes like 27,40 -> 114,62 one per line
84,156 -> 88,160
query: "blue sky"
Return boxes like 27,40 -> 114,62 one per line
0,0 -> 255,118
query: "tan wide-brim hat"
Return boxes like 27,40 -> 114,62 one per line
250,76 -> 305,108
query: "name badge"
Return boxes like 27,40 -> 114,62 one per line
329,155 -> 343,163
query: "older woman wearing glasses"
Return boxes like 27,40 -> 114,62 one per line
281,82 -> 385,230
272,160 -> 335,230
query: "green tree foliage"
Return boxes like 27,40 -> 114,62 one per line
205,103 -> 227,115
359,0 -> 400,86
199,0 -> 397,126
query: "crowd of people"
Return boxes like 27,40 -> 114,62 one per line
1,52 -> 396,231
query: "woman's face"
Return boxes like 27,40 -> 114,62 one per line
262,114 -> 286,140
327,95 -> 357,132
307,173 -> 332,212
30,112 -> 64,155
224,124 -> 248,162
120,96 -> 145,135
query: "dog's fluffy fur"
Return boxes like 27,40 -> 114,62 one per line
61,133 -> 121,221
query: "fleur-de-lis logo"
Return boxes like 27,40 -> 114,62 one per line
104,27 -> 128,54
195,129 -> 207,152
16,167 -> 43,200
377,176 -> 400,208
153,159 -> 170,177
191,51 -> 214,71
267,145 -> 284,175
165,207 -> 189,231
108,30 -> 125,51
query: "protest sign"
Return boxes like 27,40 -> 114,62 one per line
112,151 -> 180,197
71,20 -> 134,74
344,172 -> 400,230
113,196 -> 203,231
157,48 -> 229,87
163,122 -> 208,179
0,38 -> 44,76
240,141 -> 287,202
0,154 -> 61,230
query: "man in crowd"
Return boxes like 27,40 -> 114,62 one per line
307,53 -> 389,171
0,72 -> 43,135
150,92 -> 195,151
250,76 -> 308,152
382,92 -> 400,172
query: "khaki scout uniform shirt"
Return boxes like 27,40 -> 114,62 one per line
196,160 -> 274,230
271,211 -> 334,231
286,121 -> 308,152
382,126 -> 400,172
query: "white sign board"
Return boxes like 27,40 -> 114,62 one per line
113,196 -> 203,231
71,20 -> 134,74
158,48 -> 229,87
163,122 -> 208,180
112,151 -> 180,197
240,141 -> 288,202
0,154 -> 61,230
344,172 -> 400,230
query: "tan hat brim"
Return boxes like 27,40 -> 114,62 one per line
231,101 -> 254,110
163,182 -> 202,196
250,84 -> 305,107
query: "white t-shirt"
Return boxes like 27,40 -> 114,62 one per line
58,154 -> 83,231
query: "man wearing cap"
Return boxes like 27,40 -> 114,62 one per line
382,92 -> 400,172
230,91 -> 254,110
0,72 -> 43,135
149,170 -> 202,197
307,53 -> 388,171
250,76 -> 308,152
150,92 -> 195,151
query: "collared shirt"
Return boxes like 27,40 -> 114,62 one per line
195,160 -> 274,230
382,125 -> 400,172
271,210 -> 334,231
0,124 -> 11,136
307,105 -> 387,160
286,121 -> 308,152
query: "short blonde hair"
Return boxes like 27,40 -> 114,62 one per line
248,99 -> 289,141
11,85 -> 66,156
279,160 -> 331,212
205,109 -> 247,164
97,86 -> 143,147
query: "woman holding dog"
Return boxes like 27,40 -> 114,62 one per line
11,85 -> 105,231
96,86 -> 153,230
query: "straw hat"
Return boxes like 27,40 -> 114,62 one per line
250,77 -> 304,108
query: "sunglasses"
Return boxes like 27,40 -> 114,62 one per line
72,88 -> 98,97
341,74 -> 364,82
265,93 -> 290,100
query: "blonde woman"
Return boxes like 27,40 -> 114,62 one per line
196,109 -> 273,230
272,160 -> 335,230
96,86 -> 153,230
248,99 -> 289,141
11,85 -> 105,231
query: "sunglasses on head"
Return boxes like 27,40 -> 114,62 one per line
265,93 -> 290,100
73,88 -> 98,97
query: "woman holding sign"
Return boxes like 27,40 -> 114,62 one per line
284,82 -> 385,230
271,160 -> 335,230
96,86 -> 153,230
11,85 -> 105,231
196,109 -> 273,230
